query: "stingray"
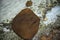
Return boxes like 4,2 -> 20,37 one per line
12,1 -> 40,40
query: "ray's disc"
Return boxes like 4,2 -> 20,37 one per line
12,8 -> 40,39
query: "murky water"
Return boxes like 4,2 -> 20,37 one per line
0,0 -> 60,40
44,6 -> 60,25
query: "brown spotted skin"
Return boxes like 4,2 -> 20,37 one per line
12,8 -> 40,40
